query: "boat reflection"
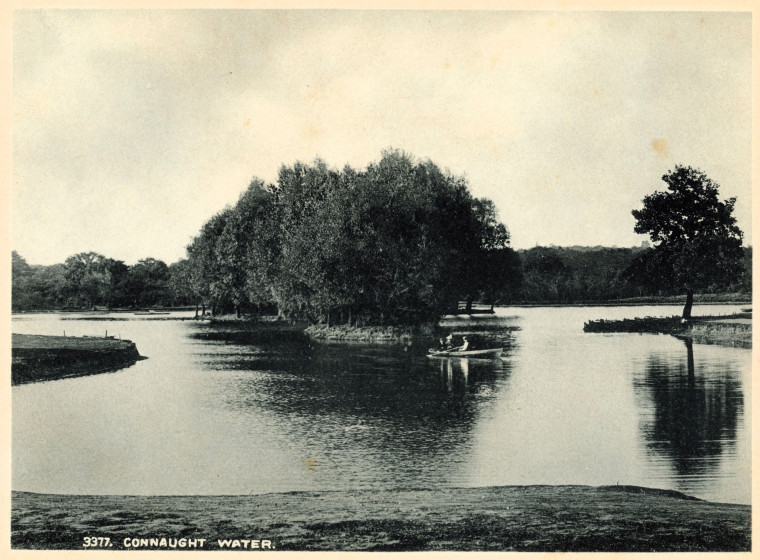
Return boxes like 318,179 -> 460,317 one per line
439,357 -> 472,393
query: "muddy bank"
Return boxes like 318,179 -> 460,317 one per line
12,333 -> 143,385
11,485 -> 749,552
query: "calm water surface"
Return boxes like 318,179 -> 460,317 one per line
12,305 -> 751,503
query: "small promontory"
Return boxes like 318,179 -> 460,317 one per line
12,333 -> 143,385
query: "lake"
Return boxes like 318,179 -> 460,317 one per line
11,305 -> 751,504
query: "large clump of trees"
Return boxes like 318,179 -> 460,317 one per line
183,150 -> 519,325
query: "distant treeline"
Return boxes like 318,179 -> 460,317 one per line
515,245 -> 751,304
12,244 -> 751,314
12,251 -> 191,311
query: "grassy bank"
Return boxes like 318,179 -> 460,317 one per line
611,292 -> 750,305
205,316 -> 428,342
11,485 -> 749,552
304,323 -> 435,342
584,313 -> 751,348
11,333 -> 143,385
682,320 -> 753,347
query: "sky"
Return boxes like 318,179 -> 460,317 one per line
12,10 -> 753,266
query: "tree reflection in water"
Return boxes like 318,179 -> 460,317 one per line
634,338 -> 743,480
189,330 -> 510,489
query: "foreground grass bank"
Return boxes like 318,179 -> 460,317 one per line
11,333 -> 143,385
12,485 -> 749,552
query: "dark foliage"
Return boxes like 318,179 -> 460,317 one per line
182,150 -> 517,324
513,246 -> 644,303
11,250 -> 175,311
631,165 -> 745,318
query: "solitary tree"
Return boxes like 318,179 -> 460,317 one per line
631,165 -> 744,319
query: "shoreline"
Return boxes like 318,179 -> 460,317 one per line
11,485 -> 750,552
11,295 -> 750,316
506,300 -> 750,308
583,314 -> 752,348
304,323 -> 430,342
11,333 -> 144,385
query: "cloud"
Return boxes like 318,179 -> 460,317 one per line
12,10 -> 752,264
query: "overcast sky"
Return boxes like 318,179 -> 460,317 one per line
12,10 -> 752,266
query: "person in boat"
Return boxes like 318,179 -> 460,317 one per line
458,336 -> 470,352
445,334 -> 454,349
437,337 -> 447,351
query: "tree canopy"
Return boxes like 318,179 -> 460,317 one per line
183,150 -> 519,325
631,165 -> 744,318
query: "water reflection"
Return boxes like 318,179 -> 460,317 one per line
633,338 -> 743,489
191,329 -> 510,483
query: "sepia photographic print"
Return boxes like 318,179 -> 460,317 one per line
6,4 -> 756,556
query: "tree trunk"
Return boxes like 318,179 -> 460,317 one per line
465,296 -> 473,314
685,338 -> 695,388
682,289 -> 694,320
347,307 -> 352,326
236,305 -> 241,318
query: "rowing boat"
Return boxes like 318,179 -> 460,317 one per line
427,347 -> 503,358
